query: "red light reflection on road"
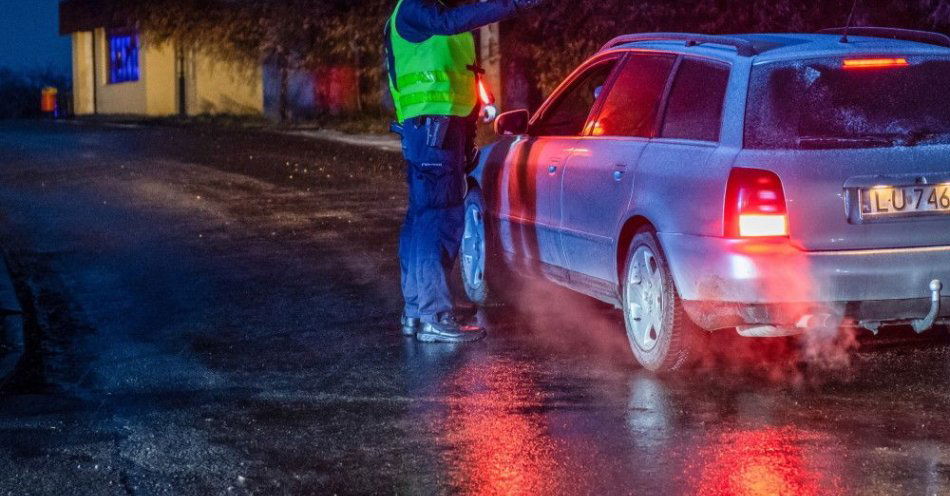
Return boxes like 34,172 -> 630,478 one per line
441,359 -> 561,496
693,427 -> 842,496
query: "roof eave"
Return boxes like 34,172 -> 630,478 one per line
59,0 -> 131,35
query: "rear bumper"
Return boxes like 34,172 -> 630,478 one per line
680,297 -> 950,330
659,233 -> 950,329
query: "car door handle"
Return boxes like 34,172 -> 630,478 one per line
548,165 -> 558,174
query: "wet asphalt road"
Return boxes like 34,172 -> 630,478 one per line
2,120 -> 950,495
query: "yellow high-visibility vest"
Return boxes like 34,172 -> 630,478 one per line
387,0 -> 478,122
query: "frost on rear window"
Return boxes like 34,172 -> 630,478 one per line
745,57 -> 950,149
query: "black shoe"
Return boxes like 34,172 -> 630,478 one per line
416,314 -> 485,343
401,315 -> 420,337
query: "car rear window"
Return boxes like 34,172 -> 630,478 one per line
745,56 -> 950,149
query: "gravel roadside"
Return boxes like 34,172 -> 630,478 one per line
0,253 -> 24,385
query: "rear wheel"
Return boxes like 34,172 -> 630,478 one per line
622,229 -> 701,372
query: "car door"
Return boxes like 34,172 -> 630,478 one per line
634,57 -> 732,239
497,56 -> 620,276
559,53 -> 677,284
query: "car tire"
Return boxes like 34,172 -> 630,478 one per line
621,229 -> 702,372
460,187 -> 504,306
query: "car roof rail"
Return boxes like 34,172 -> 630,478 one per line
818,27 -> 950,48
600,32 -> 758,56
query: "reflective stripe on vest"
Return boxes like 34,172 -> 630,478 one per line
396,70 -> 472,89
388,0 -> 478,122
399,90 -> 454,107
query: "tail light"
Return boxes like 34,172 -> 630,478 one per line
842,58 -> 909,70
725,168 -> 789,238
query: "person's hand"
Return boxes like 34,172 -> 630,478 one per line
480,104 -> 498,124
513,0 -> 545,11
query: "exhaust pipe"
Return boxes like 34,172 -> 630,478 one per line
736,325 -> 801,338
795,313 -> 839,330
736,312 -> 840,338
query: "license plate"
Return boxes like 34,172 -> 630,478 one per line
860,184 -> 950,218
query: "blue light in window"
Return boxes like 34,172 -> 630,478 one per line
109,32 -> 139,84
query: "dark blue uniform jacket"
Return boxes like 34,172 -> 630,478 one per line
395,0 -> 518,42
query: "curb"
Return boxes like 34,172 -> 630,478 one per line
70,118 -> 404,154
0,255 -> 24,384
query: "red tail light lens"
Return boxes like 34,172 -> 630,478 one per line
725,168 -> 789,238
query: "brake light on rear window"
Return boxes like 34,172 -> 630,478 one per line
725,168 -> 789,238
842,58 -> 909,70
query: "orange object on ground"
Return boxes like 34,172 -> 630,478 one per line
41,87 -> 58,113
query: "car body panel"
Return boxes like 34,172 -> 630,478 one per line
733,146 -> 950,251
500,136 -> 573,270
631,141 -> 737,237
476,136 -> 571,273
661,233 -> 950,303
661,233 -> 950,329
560,137 -> 645,282
470,31 -> 950,331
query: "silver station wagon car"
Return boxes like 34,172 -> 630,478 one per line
460,29 -> 950,372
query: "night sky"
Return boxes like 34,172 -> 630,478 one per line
0,0 -> 71,74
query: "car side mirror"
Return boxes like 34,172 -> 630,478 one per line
494,109 -> 530,136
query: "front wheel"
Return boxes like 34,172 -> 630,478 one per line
622,229 -> 702,372
460,188 -> 492,305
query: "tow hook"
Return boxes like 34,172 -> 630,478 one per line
911,279 -> 943,334
859,279 -> 944,335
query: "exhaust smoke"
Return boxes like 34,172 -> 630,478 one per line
486,274 -> 634,367
483,274 -> 861,383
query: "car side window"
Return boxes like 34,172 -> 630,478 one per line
591,54 -> 676,137
531,59 -> 617,137
660,58 -> 730,142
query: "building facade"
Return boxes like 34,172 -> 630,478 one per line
61,1 -> 264,117
59,0 -> 509,119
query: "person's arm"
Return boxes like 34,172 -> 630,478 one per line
396,0 -> 521,43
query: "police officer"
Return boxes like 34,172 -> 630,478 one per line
387,0 -> 541,343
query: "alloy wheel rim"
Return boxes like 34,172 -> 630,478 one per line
461,203 -> 485,288
625,246 -> 665,352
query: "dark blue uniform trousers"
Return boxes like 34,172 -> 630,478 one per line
399,115 -> 473,324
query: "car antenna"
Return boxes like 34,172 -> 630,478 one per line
840,0 -> 861,43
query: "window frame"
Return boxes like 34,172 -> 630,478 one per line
527,52 -> 624,137
107,30 -> 141,85
654,55 -> 732,144
583,51 -> 680,139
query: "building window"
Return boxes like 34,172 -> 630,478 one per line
108,32 -> 139,84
